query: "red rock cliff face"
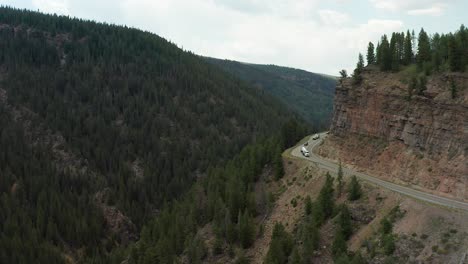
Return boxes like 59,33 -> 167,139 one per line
326,68 -> 467,200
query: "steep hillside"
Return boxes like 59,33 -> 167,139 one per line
256,157 -> 468,264
322,66 -> 467,200
0,7 -> 303,263
205,57 -> 337,129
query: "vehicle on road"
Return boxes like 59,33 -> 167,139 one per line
301,146 -> 310,157
312,134 -> 320,140
304,142 -> 308,146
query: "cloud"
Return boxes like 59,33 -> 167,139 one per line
407,3 -> 447,16
118,0 -> 404,75
369,0 -> 451,16
32,0 -> 69,15
213,0 -> 320,18
318,9 -> 350,27
0,0 -> 405,75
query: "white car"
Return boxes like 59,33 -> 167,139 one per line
312,134 -> 320,140
301,146 -> 310,157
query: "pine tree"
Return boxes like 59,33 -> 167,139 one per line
347,175 -> 362,201
353,53 -> 365,84
265,223 -> 293,264
390,33 -> 400,71
337,205 -> 353,240
305,195 -> 313,215
431,33 -> 442,71
337,161 -> 344,196
274,146 -> 284,180
290,247 -> 301,264
450,79 -> 457,99
381,217 -> 392,234
318,172 -> 335,220
417,75 -> 427,95
380,35 -> 391,71
375,42 -> 381,64
335,254 -> 351,264
448,34 -> 462,72
383,234 -> 396,255
366,42 -> 375,65
350,252 -> 366,264
417,28 -> 431,66
238,210 -> 255,249
331,230 -> 347,258
339,69 -> 348,85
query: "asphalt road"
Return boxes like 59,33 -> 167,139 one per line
291,133 -> 468,212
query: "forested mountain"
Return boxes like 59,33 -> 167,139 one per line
0,7 -> 308,263
205,57 -> 337,129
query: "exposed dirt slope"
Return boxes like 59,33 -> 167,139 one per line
248,155 -> 468,264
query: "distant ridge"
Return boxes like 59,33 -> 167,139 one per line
205,57 -> 337,129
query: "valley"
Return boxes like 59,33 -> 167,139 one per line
0,4 -> 467,264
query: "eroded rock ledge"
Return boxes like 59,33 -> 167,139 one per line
326,68 -> 467,200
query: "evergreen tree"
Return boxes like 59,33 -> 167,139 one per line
265,223 -> 293,264
450,79 -> 457,99
417,75 -> 427,95
274,146 -> 285,180
390,33 -> 400,71
353,53 -> 365,84
404,30 -> 413,64
337,205 -> 353,240
331,230 -> 347,258
335,254 -> 351,264
187,235 -> 207,263
337,161 -> 344,196
339,69 -> 348,85
238,210 -> 255,249
381,217 -> 392,235
431,33 -> 442,71
350,252 -> 366,264
448,34 -> 463,72
383,234 -> 396,255
375,42 -> 381,64
417,28 -> 431,66
318,173 -> 335,221
379,35 -> 392,71
305,195 -> 313,215
289,247 -> 301,264
347,176 -> 362,201
366,42 -> 375,65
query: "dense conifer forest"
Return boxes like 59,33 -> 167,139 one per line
205,57 -> 336,129
0,7 -> 310,263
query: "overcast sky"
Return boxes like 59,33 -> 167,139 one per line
1,0 -> 466,75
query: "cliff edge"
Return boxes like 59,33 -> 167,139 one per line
320,67 -> 467,200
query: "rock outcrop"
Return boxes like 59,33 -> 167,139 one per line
324,68 -> 467,200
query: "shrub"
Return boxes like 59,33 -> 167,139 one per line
383,234 -> 396,255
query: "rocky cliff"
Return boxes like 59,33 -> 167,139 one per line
321,67 -> 467,200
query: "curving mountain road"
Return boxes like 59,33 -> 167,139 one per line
291,133 -> 468,212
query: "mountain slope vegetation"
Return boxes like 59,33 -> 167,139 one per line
0,7 -> 307,263
205,57 -> 337,129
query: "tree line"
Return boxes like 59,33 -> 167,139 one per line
350,25 -> 468,84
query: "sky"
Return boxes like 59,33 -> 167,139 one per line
1,0 -> 466,75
